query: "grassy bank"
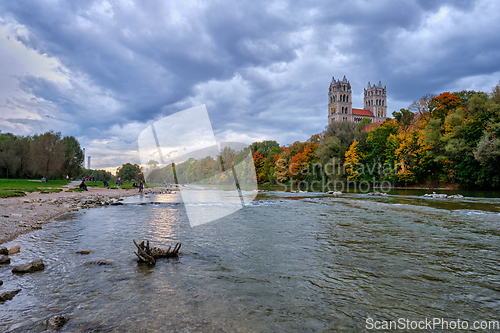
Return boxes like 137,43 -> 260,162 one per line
0,179 -> 70,198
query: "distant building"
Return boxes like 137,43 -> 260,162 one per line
328,76 -> 388,124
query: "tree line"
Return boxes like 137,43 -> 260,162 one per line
0,131 -> 84,179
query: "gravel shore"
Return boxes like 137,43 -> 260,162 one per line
0,185 -> 172,245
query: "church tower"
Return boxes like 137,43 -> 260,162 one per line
328,76 -> 352,124
364,81 -> 387,122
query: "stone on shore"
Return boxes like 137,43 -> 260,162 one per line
0,254 -> 11,265
0,246 -> 8,255
76,250 -> 90,255
48,315 -> 68,331
8,243 -> 20,254
12,258 -> 45,273
0,289 -> 21,302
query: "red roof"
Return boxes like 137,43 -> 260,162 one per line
352,108 -> 374,117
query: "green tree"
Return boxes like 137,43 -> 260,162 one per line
392,108 -> 415,131
30,131 -> 65,179
355,117 -> 372,132
491,80 -> 500,104
250,140 -> 280,157
117,163 -> 143,181
62,135 -> 84,178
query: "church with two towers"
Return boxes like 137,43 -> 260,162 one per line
328,76 -> 388,124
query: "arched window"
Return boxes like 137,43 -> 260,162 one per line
382,100 -> 384,106
347,96 -> 349,103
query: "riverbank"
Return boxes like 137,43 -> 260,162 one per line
0,186 -> 173,245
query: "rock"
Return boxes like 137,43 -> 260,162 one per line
0,246 -> 8,255
0,280 -> 3,286
12,258 -> 45,273
0,289 -> 21,302
76,250 -> 90,255
8,243 -> 20,254
326,191 -> 342,196
423,193 -> 448,198
367,192 -> 388,196
85,259 -> 114,266
48,315 -> 68,331
448,194 -> 464,199
0,254 -> 10,265
110,202 -> 123,205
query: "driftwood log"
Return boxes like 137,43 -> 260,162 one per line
133,239 -> 181,266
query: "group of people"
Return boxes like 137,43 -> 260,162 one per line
78,176 -> 101,191
133,181 -> 145,193
78,177 -> 145,192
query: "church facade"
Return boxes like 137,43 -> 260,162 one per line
328,76 -> 388,124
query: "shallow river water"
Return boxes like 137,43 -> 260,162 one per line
1,191 -> 500,332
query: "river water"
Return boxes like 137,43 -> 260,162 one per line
1,190 -> 500,332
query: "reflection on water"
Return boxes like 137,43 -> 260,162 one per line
1,192 -> 500,332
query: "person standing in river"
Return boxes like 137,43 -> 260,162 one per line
139,181 -> 144,193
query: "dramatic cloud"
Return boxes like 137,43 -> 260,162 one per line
1,0 -> 499,171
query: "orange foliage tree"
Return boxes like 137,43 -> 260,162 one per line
252,152 -> 266,183
429,92 -> 462,121
288,142 -> 318,181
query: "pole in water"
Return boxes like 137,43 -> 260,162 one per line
172,162 -> 179,185
231,165 -> 245,207
150,124 -> 165,164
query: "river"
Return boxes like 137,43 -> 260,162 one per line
1,190 -> 500,332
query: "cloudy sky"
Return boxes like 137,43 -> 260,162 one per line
1,0 -> 499,171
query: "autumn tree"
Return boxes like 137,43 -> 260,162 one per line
428,92 -> 463,121
288,142 -> 318,181
408,93 -> 436,122
344,140 -> 365,182
253,152 -> 266,183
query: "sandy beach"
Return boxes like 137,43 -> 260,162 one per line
0,183 -> 167,245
